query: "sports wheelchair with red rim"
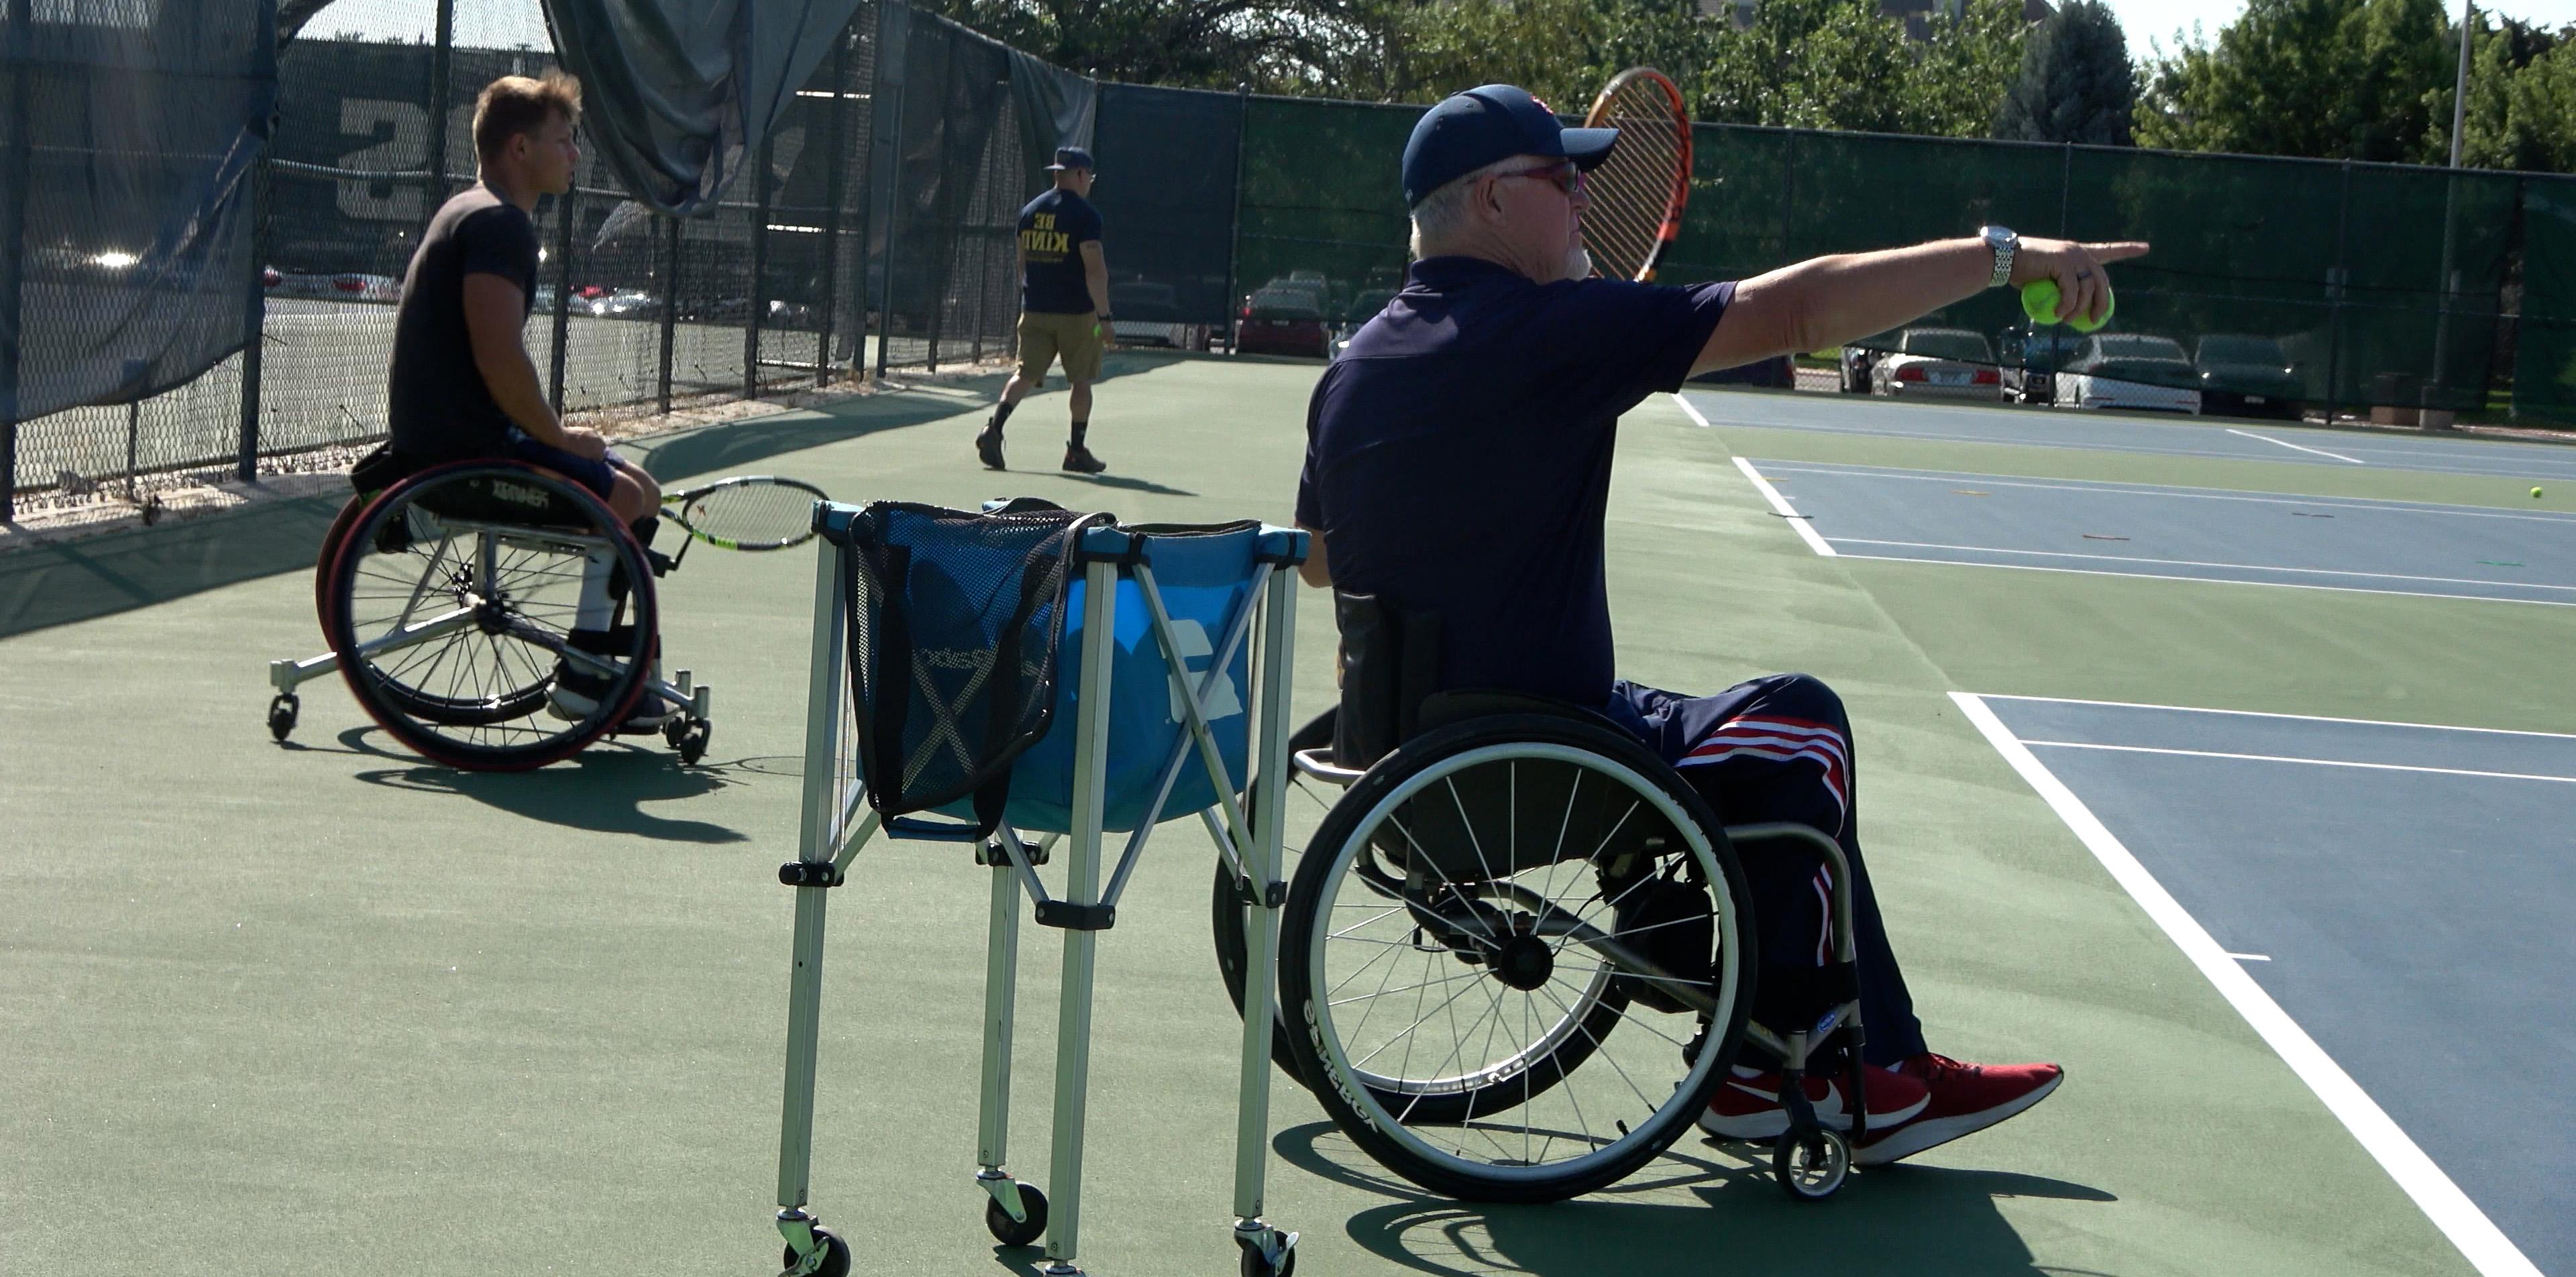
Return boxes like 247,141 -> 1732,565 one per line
265,457 -> 712,770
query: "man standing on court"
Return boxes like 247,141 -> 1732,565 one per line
1297,84 -> 2149,1165
977,146 -> 1112,474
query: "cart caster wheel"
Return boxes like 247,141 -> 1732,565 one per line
1774,1125 -> 1850,1200
983,1182 -> 1047,1247
780,1224 -> 851,1277
1239,1239 -> 1297,1277
268,693 -> 299,742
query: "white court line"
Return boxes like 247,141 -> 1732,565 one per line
1730,456 -> 1835,557
1950,691 -> 2544,1277
2021,738 -> 2576,785
1754,461 -> 2576,525
1828,536 -> 2576,594
2229,428 -> 2366,464
2228,952 -> 2274,961
1825,550 -> 2576,609
1978,692 -> 2576,741
1670,392 -> 1714,429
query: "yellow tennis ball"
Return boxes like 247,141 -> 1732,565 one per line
2021,278 -> 2111,333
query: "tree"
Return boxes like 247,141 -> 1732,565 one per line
1994,0 -> 2135,144
2137,0 -> 2456,162
1693,0 -> 2025,137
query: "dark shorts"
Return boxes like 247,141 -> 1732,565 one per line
501,429 -> 623,501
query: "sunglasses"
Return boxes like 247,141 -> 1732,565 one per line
1493,160 -> 1585,197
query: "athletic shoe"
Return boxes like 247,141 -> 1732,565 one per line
975,425 -> 1006,471
547,659 -> 610,723
1061,444 -> 1106,474
1698,1063 -> 1929,1140
1851,1053 -> 2063,1166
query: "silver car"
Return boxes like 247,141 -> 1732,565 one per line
2060,334 -> 2203,414
1871,327 -> 2002,400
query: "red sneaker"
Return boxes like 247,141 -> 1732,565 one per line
1699,1064 -> 1929,1140
1852,1053 -> 2063,1166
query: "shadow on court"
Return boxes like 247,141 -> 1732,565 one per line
1272,1121 -> 2114,1277
304,725 -> 751,842
0,491 -> 343,639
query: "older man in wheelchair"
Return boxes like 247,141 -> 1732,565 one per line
1289,86 -> 2147,1180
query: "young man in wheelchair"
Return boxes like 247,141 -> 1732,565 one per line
384,71 -> 665,722
1294,85 -> 2148,1166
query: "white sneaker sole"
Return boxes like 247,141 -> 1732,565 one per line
1852,1070 -> 2063,1166
1697,1082 -> 1931,1141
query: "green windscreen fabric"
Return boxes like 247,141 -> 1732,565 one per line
1235,97 -> 1426,327
2516,179 -> 2576,424
1092,84 -> 1242,325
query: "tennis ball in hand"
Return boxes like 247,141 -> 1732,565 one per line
2020,278 -> 2112,333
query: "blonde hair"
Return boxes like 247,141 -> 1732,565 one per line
473,70 -> 582,164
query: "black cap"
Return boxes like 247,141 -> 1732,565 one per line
1046,146 -> 1095,172
1400,85 -> 1617,208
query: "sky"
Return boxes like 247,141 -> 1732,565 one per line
2107,0 -> 2576,60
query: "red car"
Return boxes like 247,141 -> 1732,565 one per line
1234,286 -> 1328,358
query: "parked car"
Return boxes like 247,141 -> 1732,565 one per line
1110,280 -> 1195,349
2059,334 -> 2202,413
1871,327 -> 2002,400
1838,341 -> 1884,393
331,272 -> 402,302
1997,323 -> 2088,405
1330,288 -> 1401,359
1236,285 -> 1328,357
585,289 -> 661,320
2194,334 -> 2304,419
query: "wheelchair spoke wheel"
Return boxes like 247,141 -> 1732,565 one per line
1211,763 -> 1342,1082
1279,714 -> 1752,1203
327,462 -> 655,771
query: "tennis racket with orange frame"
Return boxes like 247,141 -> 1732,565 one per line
1580,68 -> 1693,284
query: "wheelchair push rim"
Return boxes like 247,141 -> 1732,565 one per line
325,461 -> 657,770
1280,718 -> 1752,1203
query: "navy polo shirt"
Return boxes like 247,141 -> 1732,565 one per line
1295,256 -> 1735,708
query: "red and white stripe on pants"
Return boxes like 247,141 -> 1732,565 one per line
1674,716 -> 1848,962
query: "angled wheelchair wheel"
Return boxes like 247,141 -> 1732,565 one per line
1210,768 -> 1338,1082
325,461 -> 655,771
1279,713 -> 1754,1203
313,490 -> 373,641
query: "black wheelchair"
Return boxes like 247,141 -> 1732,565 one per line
1210,596 -> 1878,1202
266,453 -> 712,770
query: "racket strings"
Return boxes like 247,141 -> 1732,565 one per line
683,482 -> 816,546
1582,76 -> 1689,282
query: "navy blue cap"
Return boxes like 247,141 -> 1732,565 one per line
1046,146 -> 1094,172
1401,85 -> 1617,208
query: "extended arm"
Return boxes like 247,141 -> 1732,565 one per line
1694,235 -> 2147,376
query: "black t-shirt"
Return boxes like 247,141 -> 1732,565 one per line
388,184 -> 539,459
1016,188 -> 1103,315
1295,256 -> 1735,708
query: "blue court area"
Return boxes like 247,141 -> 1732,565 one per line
1678,388 -> 2576,482
1743,458 -> 2576,606
1963,694 -> 2574,1277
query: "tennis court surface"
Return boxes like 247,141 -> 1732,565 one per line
6,359 -> 2568,1276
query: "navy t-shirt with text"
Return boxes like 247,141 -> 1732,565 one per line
1295,256 -> 1735,708
1016,188 -> 1103,315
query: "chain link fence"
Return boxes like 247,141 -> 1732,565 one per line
19,8 -> 2576,522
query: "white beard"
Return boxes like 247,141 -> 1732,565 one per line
1562,245 -> 1594,282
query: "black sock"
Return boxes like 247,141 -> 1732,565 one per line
1069,420 -> 1088,449
987,400 -> 1018,434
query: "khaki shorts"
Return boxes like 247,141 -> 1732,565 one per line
1016,311 -> 1105,384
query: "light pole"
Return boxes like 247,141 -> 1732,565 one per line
2428,0 -> 2473,426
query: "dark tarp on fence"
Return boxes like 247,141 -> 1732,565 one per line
1,0 -> 278,426
1091,83 -> 1239,325
538,0 -> 865,215
2517,181 -> 2576,424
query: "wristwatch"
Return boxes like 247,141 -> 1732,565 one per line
1980,225 -> 2019,289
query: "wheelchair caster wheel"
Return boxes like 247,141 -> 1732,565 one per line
1238,1238 -> 1297,1277
780,1223 -> 851,1277
983,1182 -> 1047,1247
268,693 -> 299,742
667,718 -> 710,765
1773,1125 -> 1849,1201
